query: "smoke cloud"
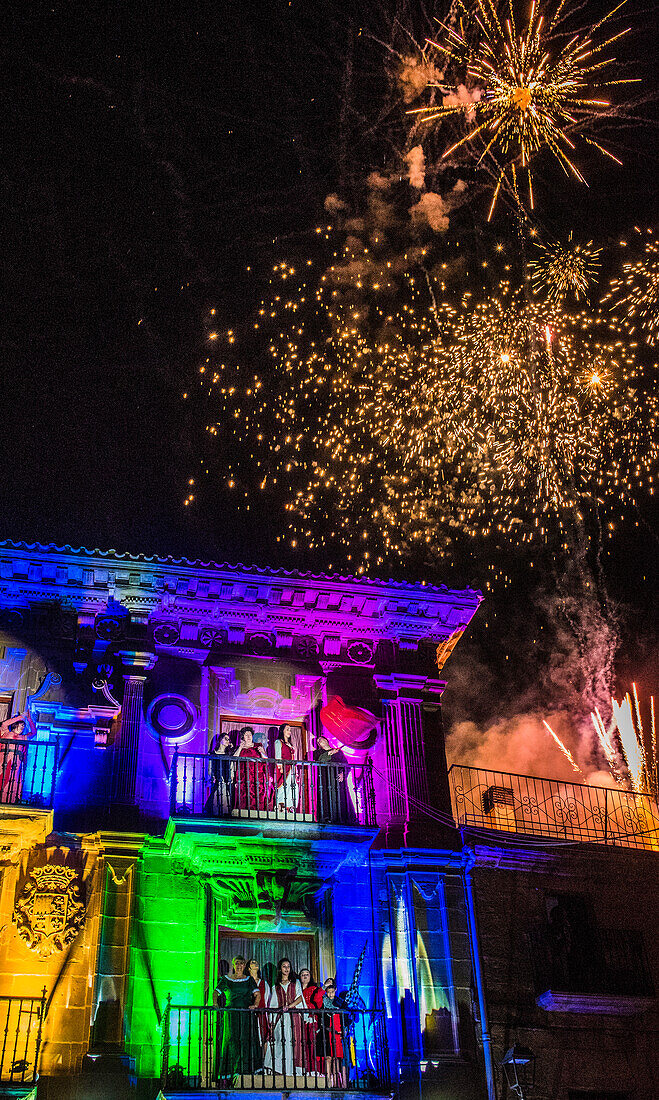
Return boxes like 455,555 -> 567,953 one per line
405,146 -> 426,189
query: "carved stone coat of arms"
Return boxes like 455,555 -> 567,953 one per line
14,864 -> 86,959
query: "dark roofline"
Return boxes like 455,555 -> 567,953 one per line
0,539 -> 482,601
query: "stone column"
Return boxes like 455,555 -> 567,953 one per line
112,651 -> 156,808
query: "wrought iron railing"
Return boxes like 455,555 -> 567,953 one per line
0,738 -> 58,808
0,990 -> 46,1084
448,765 -> 659,850
529,926 -> 654,998
170,752 -> 376,826
161,999 -> 389,1093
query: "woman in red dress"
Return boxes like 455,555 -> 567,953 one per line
299,968 -> 323,1075
234,727 -> 268,812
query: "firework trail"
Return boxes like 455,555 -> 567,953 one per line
612,691 -> 646,792
542,719 -> 585,777
591,707 -> 624,784
412,0 -> 636,217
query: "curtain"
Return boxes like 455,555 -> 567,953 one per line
218,936 -> 313,987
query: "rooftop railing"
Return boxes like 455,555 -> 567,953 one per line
448,764 -> 659,851
170,751 -> 376,827
161,1000 -> 389,1093
0,738 -> 57,809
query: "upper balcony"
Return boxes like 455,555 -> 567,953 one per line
449,764 -> 659,851
0,737 -> 57,811
170,751 -> 376,828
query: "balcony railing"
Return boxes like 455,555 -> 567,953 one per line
0,738 -> 58,809
449,765 -> 659,850
170,752 -> 376,827
0,991 -> 46,1084
529,926 -> 654,999
161,1001 -> 389,1093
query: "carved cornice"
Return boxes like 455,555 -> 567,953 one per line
374,674 -> 447,702
0,542 -> 482,651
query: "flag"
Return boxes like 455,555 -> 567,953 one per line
320,697 -> 377,749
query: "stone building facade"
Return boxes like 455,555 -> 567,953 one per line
0,539 -> 656,1100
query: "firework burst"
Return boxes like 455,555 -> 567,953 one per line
412,0 -> 634,216
602,229 -> 659,345
202,240 -> 657,571
530,234 -> 601,300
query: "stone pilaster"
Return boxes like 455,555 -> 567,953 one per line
374,675 -> 452,842
112,652 -> 156,808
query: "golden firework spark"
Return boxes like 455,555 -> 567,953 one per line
412,0 -> 634,216
530,234 -> 601,300
602,229 -> 659,345
201,239 -> 658,572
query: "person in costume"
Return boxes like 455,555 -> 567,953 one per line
274,723 -> 299,815
248,958 -> 271,1050
313,734 -> 355,824
316,977 -> 347,1087
234,727 -> 268,812
214,955 -> 261,1083
299,967 -> 323,1075
0,712 -> 37,803
263,958 -> 304,1077
204,731 -> 234,814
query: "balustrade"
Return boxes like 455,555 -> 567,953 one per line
161,1000 -> 389,1093
449,764 -> 659,850
0,991 -> 46,1084
0,738 -> 57,808
170,752 -> 376,826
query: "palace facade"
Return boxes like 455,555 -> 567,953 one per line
0,541 -> 656,1100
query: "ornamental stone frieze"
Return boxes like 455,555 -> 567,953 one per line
0,542 -> 482,656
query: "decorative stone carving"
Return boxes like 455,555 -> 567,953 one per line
294,636 -> 319,660
199,625 -> 226,648
95,596 -> 130,641
153,622 -> 180,645
14,863 -> 86,959
347,640 -> 374,665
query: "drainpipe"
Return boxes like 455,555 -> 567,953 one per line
462,848 -> 496,1100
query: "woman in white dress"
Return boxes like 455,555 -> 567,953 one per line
263,958 -> 305,1077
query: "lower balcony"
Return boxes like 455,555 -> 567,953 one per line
0,991 -> 45,1090
161,1003 -> 390,1098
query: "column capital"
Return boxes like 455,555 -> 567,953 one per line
373,674 -> 446,702
117,650 -> 158,674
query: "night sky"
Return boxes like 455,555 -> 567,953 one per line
3,1 -> 658,729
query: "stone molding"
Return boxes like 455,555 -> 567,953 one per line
0,542 -> 482,650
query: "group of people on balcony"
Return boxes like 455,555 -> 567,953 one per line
215,955 -> 348,1087
204,723 -> 356,823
